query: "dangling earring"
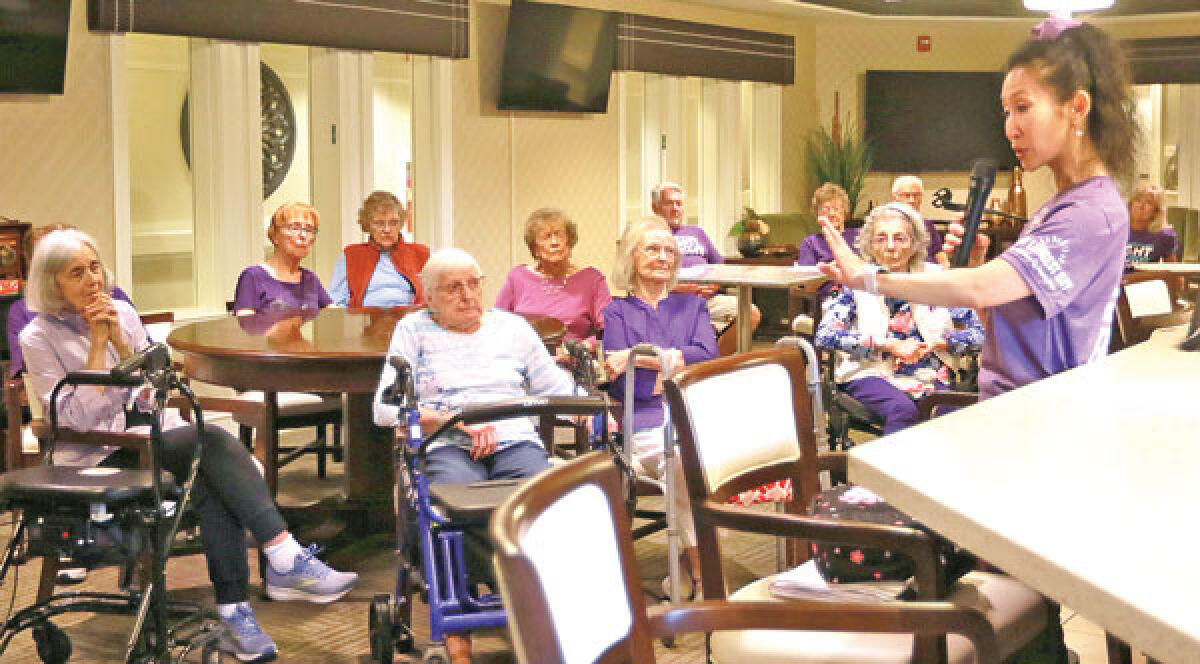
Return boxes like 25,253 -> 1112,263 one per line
1075,127 -> 1084,138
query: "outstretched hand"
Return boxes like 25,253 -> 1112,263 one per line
816,217 -> 868,290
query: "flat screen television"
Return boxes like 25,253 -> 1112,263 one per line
0,0 -> 71,94
865,71 -> 1016,172
498,1 -> 617,113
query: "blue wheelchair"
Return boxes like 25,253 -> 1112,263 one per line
368,353 -> 610,663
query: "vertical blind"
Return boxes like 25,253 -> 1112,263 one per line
87,0 -> 469,58
616,13 -> 794,85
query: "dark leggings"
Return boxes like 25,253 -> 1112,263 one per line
105,422 -> 286,604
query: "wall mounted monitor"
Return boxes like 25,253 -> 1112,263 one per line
0,0 -> 71,94
498,1 -> 618,113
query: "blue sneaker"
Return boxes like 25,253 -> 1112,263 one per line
218,604 -> 278,662
265,544 -> 358,603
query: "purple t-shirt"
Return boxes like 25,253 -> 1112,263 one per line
796,228 -> 860,297
1125,227 -> 1178,270
233,264 -> 332,313
673,225 -> 724,268
6,286 -> 136,378
494,265 -> 612,342
981,176 -> 1128,400
603,294 -> 718,432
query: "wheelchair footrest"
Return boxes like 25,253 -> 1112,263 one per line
428,480 -> 526,524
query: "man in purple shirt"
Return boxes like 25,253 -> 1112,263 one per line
651,182 -> 759,355
891,175 -> 944,259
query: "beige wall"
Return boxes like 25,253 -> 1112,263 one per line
0,0 -> 118,263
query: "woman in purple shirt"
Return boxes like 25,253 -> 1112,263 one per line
604,216 -> 718,599
1125,182 -> 1177,269
233,202 -> 332,314
495,208 -> 612,349
796,183 -> 860,298
819,18 -> 1140,402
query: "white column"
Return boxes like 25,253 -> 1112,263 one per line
107,33 -> 132,290
700,80 -> 741,252
412,57 -> 454,249
752,82 -> 783,214
1178,85 -> 1200,208
189,39 -> 262,313
310,48 -> 374,280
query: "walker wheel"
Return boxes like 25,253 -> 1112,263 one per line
393,595 -> 415,653
201,642 -> 224,663
370,594 -> 395,663
33,622 -> 72,664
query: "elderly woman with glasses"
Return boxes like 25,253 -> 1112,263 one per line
233,201 -> 332,315
815,202 -> 984,435
20,229 -> 358,662
495,207 -> 611,349
372,247 -> 578,664
603,216 -> 718,600
329,190 -> 430,308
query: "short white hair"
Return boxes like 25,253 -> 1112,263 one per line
891,175 -> 924,194
26,229 -> 113,314
419,248 -> 482,295
856,202 -> 929,272
612,216 -> 678,293
650,182 -> 684,208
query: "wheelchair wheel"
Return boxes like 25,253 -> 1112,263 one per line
369,594 -> 395,663
421,644 -> 449,664
33,622 -> 72,664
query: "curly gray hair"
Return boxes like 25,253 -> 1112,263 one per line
856,202 -> 929,272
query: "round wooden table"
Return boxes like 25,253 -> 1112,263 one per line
168,307 -> 418,532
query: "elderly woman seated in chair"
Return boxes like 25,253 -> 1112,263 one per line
815,202 -> 983,435
372,247 -> 580,664
20,229 -> 358,663
603,216 -> 718,600
329,190 -> 430,308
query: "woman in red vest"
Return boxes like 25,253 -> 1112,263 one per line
329,191 -> 430,308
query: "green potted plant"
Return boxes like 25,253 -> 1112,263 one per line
728,207 -> 771,257
804,121 -> 875,218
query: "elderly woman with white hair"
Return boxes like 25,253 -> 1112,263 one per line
815,203 -> 983,434
603,216 -> 718,600
371,247 -> 577,664
19,229 -> 357,662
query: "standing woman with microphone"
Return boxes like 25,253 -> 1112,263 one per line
819,16 -> 1139,400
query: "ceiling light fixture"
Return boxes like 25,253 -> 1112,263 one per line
1023,0 -> 1115,17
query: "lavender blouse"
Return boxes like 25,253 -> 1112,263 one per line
233,264 -> 332,313
494,265 -> 612,342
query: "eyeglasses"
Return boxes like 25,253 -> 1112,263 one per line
871,233 -> 913,247
639,243 -> 677,258
278,223 -> 319,237
437,276 -> 484,298
370,218 -> 402,230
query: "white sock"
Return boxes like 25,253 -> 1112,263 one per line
263,534 -> 305,573
216,601 -> 248,619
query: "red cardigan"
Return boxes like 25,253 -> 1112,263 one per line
343,242 -> 430,307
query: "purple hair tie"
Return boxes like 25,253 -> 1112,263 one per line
1032,16 -> 1083,40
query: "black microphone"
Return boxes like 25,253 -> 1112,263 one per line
952,159 -> 998,267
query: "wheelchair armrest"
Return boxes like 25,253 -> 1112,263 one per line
916,391 -> 978,422
429,479 -> 527,524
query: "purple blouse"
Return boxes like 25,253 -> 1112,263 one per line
1125,227 -> 1178,270
673,225 -> 724,269
796,228 -> 860,297
7,286 -> 136,378
603,294 -> 718,432
983,176 -> 1128,400
233,264 -> 332,313
494,265 -> 612,342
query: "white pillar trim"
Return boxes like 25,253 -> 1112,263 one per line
413,57 -> 454,249
1178,85 -> 1200,208
189,39 -> 262,313
752,82 -> 783,215
107,33 -> 133,291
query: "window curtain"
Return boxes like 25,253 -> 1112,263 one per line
1124,37 -> 1200,85
87,0 -> 469,58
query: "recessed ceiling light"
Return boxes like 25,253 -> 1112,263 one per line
1023,0 -> 1115,13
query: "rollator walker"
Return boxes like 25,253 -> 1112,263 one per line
0,343 -> 228,663
367,354 -> 610,664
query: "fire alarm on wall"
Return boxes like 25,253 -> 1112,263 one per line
917,35 -> 931,52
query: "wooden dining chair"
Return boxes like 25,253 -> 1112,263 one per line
663,348 -> 1054,663
1111,272 -> 1192,352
